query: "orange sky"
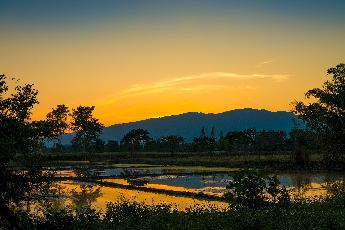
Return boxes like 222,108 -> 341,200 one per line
1,1 -> 344,125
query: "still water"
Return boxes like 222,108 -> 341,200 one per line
54,164 -> 345,211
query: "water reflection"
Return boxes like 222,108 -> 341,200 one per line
70,183 -> 102,211
61,181 -> 228,211
51,165 -> 345,210
53,166 -> 345,195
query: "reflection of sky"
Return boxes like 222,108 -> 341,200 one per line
149,174 -> 231,189
147,173 -> 345,190
57,166 -> 345,191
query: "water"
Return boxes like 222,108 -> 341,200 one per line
52,164 -> 345,210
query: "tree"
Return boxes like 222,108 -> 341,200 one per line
0,75 -> 69,228
45,104 -> 70,138
105,140 -> 119,152
289,127 -> 317,164
121,129 -> 150,154
293,63 -> 345,162
45,104 -> 70,149
254,130 -> 286,151
193,127 -> 209,152
224,128 -> 256,152
208,127 -> 216,152
93,138 -> 105,153
70,106 -> 104,157
159,135 -> 184,154
218,131 -> 225,151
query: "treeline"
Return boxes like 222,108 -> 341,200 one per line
48,126 -> 318,155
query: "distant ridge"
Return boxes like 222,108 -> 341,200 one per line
60,108 -> 299,144
100,108 -> 298,142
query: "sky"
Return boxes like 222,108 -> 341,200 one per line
1,0 -> 344,125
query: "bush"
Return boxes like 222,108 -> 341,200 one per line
10,195 -> 345,229
225,169 -> 291,208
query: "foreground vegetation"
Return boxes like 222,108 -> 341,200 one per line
1,169 -> 344,229
6,183 -> 345,230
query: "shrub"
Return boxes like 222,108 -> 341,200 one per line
225,169 -> 291,208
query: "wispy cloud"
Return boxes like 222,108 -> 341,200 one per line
121,71 -> 289,96
97,71 -> 290,106
180,85 -> 256,92
256,60 -> 274,68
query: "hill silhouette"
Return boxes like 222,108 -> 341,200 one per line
59,108 -> 299,144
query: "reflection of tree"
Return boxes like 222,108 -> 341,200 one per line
120,169 -> 149,186
323,174 -> 344,184
70,166 -> 102,211
290,174 -> 312,198
12,170 -> 56,216
324,180 -> 345,197
322,174 -> 345,197
70,184 -> 101,211
47,182 -> 67,211
73,166 -> 101,181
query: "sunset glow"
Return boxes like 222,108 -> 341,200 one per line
1,0 -> 344,125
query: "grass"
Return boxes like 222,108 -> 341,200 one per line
15,193 -> 345,229
46,151 -> 331,171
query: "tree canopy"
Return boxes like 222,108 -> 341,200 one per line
0,74 -> 104,228
0,75 -> 70,228
121,129 -> 150,154
70,106 -> 104,154
293,63 -> 345,160
158,135 -> 184,153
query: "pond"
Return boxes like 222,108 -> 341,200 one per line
53,164 -> 345,211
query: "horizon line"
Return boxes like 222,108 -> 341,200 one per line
106,107 -> 292,127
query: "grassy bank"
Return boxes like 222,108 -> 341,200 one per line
14,194 -> 345,229
44,151 -> 345,171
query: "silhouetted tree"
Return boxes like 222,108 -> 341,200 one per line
208,127 -> 216,153
121,129 -> 150,154
45,104 -> 70,138
70,106 -> 104,158
218,131 -> 225,151
255,130 -> 286,151
293,63 -> 345,162
94,138 -> 105,153
45,104 -> 69,151
51,142 -> 66,153
224,128 -> 256,152
289,127 -> 316,164
0,75 -> 69,228
159,135 -> 184,153
105,140 -> 119,152
193,127 -> 209,151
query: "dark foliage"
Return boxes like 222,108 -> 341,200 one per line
293,63 -> 345,162
120,128 -> 151,154
225,169 -> 290,208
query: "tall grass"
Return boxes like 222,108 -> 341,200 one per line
4,191 -> 344,230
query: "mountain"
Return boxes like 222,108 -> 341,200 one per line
59,108 -> 300,144
100,108 -> 299,142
